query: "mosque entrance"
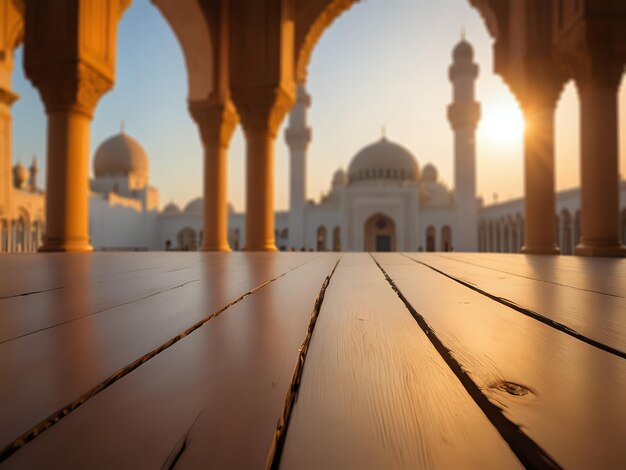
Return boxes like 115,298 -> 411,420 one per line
364,213 -> 396,252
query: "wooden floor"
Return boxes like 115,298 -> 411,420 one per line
0,252 -> 624,469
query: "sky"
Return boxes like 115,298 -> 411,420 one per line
10,0 -> 626,212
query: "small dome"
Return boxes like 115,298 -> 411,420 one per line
93,133 -> 149,186
422,163 -> 438,183
13,164 -> 28,189
184,198 -> 203,215
348,137 -> 419,185
162,203 -> 180,215
453,39 -> 473,61
332,168 -> 348,188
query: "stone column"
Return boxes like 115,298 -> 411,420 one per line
234,88 -> 293,251
574,63 -> 626,257
28,64 -> 111,252
190,99 -> 239,252
520,89 -> 560,255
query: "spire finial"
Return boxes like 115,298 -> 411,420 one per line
381,125 -> 386,140
120,120 -> 125,134
461,27 -> 466,41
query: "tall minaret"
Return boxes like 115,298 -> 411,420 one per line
285,84 -> 312,249
448,36 -> 480,251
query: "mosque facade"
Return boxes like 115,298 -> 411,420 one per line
2,39 -> 625,253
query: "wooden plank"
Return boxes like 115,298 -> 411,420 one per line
2,254 -> 340,468
0,257 -> 204,343
0,252 -> 319,454
375,253 -> 626,469
279,254 -> 520,469
411,253 -> 626,356
0,252 -> 195,298
431,253 -> 626,296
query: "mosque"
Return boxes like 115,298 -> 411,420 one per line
1,38 -> 625,253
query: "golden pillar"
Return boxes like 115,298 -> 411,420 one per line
24,0 -> 129,252
574,62 -> 626,257
520,87 -> 561,255
191,99 -> 238,252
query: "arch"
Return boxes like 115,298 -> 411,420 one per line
295,0 -> 359,82
561,209 -> 573,255
503,221 -> 510,253
316,225 -> 328,251
426,225 -> 436,252
364,213 -> 396,252
332,226 -> 341,251
177,227 -> 197,251
0,219 -> 8,253
152,0 -> 214,101
495,220 -> 501,252
441,225 -> 452,252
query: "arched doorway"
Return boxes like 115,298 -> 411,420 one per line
364,213 -> 396,252
426,226 -> 436,252
441,225 -> 452,252
332,226 -> 341,252
316,226 -> 327,251
177,227 -> 197,251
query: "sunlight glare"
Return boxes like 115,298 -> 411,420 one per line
480,103 -> 525,145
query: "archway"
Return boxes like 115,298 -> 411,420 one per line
316,226 -> 328,251
332,226 -> 341,252
177,227 -> 197,251
364,213 -> 396,252
441,225 -> 452,252
426,225 -> 436,252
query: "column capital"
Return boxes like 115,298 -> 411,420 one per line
231,85 -> 294,138
0,87 -> 19,107
572,53 -> 624,93
26,61 -> 112,118
189,98 -> 239,149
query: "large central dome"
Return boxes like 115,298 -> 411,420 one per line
93,132 -> 149,186
348,137 -> 419,185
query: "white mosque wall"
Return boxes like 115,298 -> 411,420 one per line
89,194 -> 159,251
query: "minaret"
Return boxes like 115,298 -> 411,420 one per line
285,84 -> 312,249
29,155 -> 39,192
448,36 -> 480,251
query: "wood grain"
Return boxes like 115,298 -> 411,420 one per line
279,254 -> 520,469
2,254 -> 339,469
0,252 -> 318,454
410,253 -> 626,355
375,253 -> 626,469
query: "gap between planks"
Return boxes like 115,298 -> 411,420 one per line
0,255 -> 321,463
408,254 -> 626,360
371,254 -> 561,470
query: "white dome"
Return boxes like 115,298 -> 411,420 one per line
332,168 -> 348,188
348,137 -> 419,185
184,198 -> 203,215
421,163 -> 438,183
162,203 -> 180,215
93,133 -> 149,186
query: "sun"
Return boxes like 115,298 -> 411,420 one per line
480,103 -> 525,145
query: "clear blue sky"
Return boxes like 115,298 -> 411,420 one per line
10,0 -> 626,211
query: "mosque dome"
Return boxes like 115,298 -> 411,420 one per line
332,168 -> 348,188
13,164 -> 28,189
453,39 -> 474,61
162,203 -> 180,215
347,137 -> 419,185
421,163 -> 438,183
93,132 -> 149,185
184,197 -> 203,215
